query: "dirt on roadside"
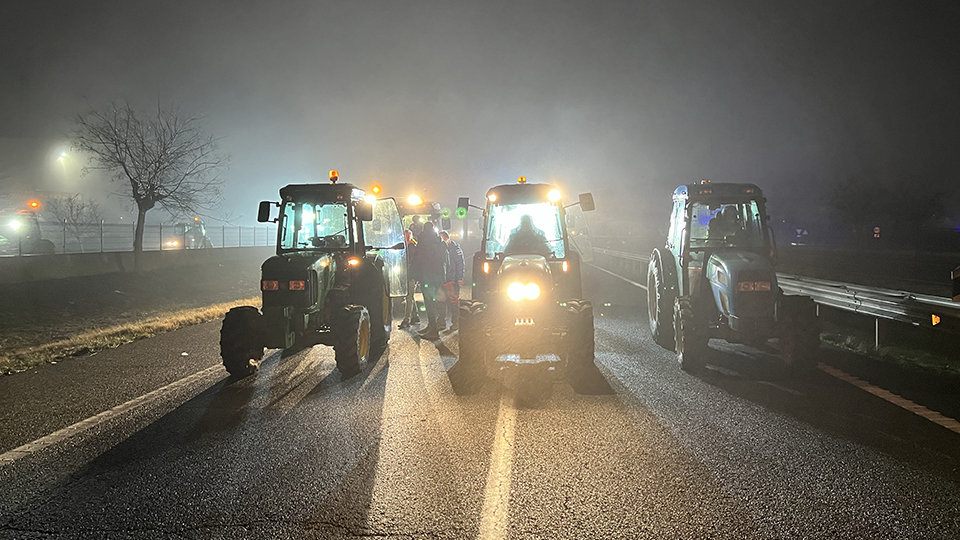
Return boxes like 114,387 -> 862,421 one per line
0,256 -> 263,371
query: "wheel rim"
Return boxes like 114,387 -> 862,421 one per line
359,318 -> 371,360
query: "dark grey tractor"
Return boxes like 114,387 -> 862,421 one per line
646,181 -> 820,375
457,177 -> 597,387
219,171 -> 407,378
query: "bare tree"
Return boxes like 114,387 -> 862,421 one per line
45,194 -> 102,253
73,103 -> 225,252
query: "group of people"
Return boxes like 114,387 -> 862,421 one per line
398,220 -> 465,341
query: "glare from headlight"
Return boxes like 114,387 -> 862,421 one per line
524,283 -> 540,300
507,281 -> 541,301
507,282 -> 526,301
9,220 -> 21,231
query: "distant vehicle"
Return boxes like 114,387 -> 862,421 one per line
647,180 -> 819,375
0,209 -> 55,255
219,170 -> 407,377
457,177 -> 596,388
163,218 -> 213,249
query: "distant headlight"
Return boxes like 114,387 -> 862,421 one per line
507,281 -> 541,301
9,220 -> 21,231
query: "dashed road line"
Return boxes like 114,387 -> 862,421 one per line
757,380 -> 805,396
477,392 -> 518,540
585,263 -> 647,291
0,364 -> 224,466
819,363 -> 960,435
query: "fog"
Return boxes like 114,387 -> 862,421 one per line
2,0 -> 959,236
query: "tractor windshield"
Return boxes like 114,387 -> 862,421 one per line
484,202 -> 564,259
689,200 -> 767,249
280,201 -> 350,250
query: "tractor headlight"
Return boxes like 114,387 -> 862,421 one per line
507,281 -> 541,301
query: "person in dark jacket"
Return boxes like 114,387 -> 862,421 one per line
412,221 -> 449,340
439,231 -> 464,331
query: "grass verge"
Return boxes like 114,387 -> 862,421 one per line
0,296 -> 261,375
821,331 -> 960,378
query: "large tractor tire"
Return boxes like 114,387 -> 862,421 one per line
647,248 -> 677,350
779,296 -> 821,377
220,306 -> 265,378
451,299 -> 487,394
333,305 -> 371,378
674,297 -> 707,373
564,300 -> 596,381
357,265 -> 391,351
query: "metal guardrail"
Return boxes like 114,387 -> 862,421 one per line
778,275 -> 960,337
590,246 -> 960,340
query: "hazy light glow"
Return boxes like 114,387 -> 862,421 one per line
407,194 -> 423,206
547,189 -> 562,203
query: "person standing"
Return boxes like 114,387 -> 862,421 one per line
439,231 -> 464,331
413,221 -> 448,340
398,228 -> 420,329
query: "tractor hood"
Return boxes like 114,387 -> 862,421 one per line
262,252 -> 335,277
498,254 -> 552,281
706,249 -> 777,322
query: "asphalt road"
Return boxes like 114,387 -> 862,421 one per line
1,273 -> 959,538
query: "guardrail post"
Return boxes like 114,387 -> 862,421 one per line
238,226 -> 242,247
62,219 -> 67,252
159,223 -> 163,251
100,220 -> 104,252
221,225 -> 225,248
875,318 -> 882,349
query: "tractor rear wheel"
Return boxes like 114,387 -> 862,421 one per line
334,305 -> 371,378
647,249 -> 676,350
220,306 -> 264,378
780,296 -> 820,377
674,297 -> 707,373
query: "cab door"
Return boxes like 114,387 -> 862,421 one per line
363,197 -> 408,297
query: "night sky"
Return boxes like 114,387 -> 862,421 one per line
2,0 -> 958,232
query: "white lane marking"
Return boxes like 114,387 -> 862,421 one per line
819,363 -> 960,435
0,364 -> 224,466
477,392 -> 518,540
585,263 -> 647,291
757,380 -> 805,396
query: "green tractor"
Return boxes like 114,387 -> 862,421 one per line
220,171 -> 407,378
646,180 -> 819,375
457,177 -> 597,385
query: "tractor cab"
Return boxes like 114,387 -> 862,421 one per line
669,182 -> 774,298
471,179 -> 595,302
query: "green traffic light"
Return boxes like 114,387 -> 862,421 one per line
441,207 -> 451,219
456,207 -> 467,218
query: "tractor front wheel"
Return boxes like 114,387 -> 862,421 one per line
780,296 -> 820,377
674,297 -> 707,373
220,306 -> 265,378
564,300 -> 596,381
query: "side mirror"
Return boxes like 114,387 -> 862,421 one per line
578,193 -> 596,212
441,217 -> 452,230
390,241 -> 405,250
257,201 -> 275,222
356,201 -> 374,221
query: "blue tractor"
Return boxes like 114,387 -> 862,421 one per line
646,181 -> 819,375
